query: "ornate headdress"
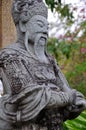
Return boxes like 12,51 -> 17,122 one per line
12,0 -> 48,24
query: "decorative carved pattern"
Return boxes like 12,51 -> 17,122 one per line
12,0 -> 48,24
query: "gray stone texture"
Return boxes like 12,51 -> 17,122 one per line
0,0 -> 86,130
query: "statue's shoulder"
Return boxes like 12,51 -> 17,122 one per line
0,47 -> 17,61
0,43 -> 36,66
47,54 -> 58,65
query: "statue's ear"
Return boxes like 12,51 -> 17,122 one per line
19,21 -> 26,33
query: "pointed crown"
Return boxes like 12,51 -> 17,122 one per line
12,0 -> 48,25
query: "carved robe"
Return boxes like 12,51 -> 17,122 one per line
0,43 -> 81,130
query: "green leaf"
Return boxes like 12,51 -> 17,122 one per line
64,111 -> 86,130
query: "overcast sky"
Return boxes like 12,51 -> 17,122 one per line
48,0 -> 82,22
61,0 -> 80,4
48,0 -> 86,37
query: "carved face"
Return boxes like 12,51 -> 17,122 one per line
22,15 -> 49,46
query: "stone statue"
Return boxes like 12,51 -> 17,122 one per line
0,0 -> 86,130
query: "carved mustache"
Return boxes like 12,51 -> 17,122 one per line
40,35 -> 48,40
35,34 -> 48,46
38,33 -> 48,42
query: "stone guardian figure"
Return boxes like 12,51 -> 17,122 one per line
0,0 -> 86,130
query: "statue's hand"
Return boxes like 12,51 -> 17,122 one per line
0,95 -> 17,124
71,91 -> 86,112
76,99 -> 86,109
67,89 -> 76,105
75,91 -> 85,98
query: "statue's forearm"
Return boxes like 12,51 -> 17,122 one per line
47,91 -> 72,108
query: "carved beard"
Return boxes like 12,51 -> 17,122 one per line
34,33 -> 48,61
25,31 -> 48,62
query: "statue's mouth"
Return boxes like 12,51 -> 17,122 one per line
40,37 -> 46,41
39,35 -> 48,43
34,33 -> 48,47
38,37 -> 46,46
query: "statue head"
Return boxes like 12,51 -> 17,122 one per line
12,0 -> 49,51
12,0 -> 48,25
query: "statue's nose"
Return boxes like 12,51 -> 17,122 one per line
42,27 -> 48,35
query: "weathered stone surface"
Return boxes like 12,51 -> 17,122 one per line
0,0 -> 86,130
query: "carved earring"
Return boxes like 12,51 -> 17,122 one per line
25,31 -> 36,58
25,31 -> 30,52
19,21 -> 26,33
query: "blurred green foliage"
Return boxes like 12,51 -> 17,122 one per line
45,0 -> 61,11
47,38 -> 72,60
47,37 -> 86,96
66,61 -> 86,97
64,110 -> 86,130
46,0 -> 73,22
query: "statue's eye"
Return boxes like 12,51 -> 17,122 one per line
48,24 -> 49,30
37,21 -> 44,27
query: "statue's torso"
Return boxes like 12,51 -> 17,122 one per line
0,45 -> 64,130
0,46 -> 62,95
